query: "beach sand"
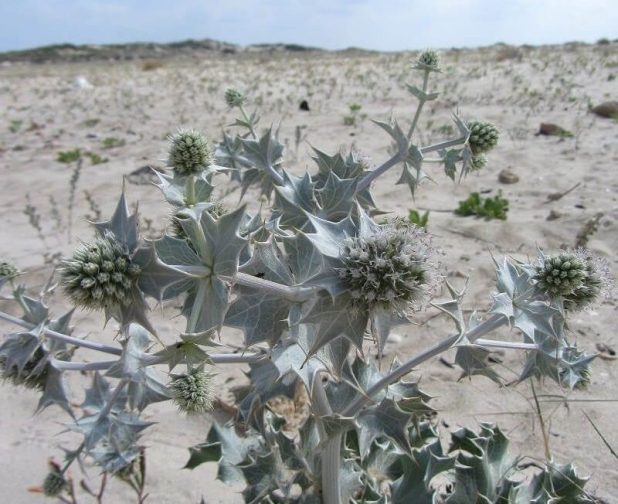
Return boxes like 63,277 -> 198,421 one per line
1,43 -> 617,502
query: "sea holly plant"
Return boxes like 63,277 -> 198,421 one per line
0,50 -> 614,503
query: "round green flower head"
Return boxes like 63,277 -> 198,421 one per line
1,346 -> 48,390
415,50 -> 440,71
0,261 -> 18,279
534,249 -> 613,310
43,470 -> 66,497
60,233 -> 140,311
170,367 -> 215,414
338,224 -> 439,313
467,120 -> 499,155
168,129 -> 212,176
224,88 -> 246,108
470,154 -> 487,172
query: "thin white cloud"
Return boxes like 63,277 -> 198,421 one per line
0,0 -> 616,52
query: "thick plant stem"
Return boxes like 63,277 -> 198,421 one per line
101,379 -> 128,417
52,359 -> 117,371
420,135 -> 468,155
209,352 -> 265,364
407,70 -> 430,140
356,154 -> 401,193
186,281 -> 208,333
185,175 -> 197,206
312,372 -> 341,504
51,351 -> 264,373
0,311 -> 122,356
1,311 -> 265,365
231,272 -> 318,303
475,338 -> 537,351
343,313 -> 507,416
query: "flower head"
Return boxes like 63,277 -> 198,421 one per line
338,223 -> 439,313
466,120 -> 499,155
224,88 -> 246,108
42,469 -> 66,497
414,50 -> 440,71
0,261 -> 18,279
170,367 -> 215,414
60,233 -> 140,311
1,346 -> 48,390
470,154 -> 487,172
167,130 -> 212,176
534,249 -> 613,310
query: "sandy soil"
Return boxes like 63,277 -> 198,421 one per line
1,42 -> 617,502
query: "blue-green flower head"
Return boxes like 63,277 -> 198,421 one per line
534,249 -> 613,310
414,50 -> 440,72
1,346 -> 48,390
224,88 -> 246,108
470,154 -> 487,172
0,261 -> 18,279
338,223 -> 440,313
60,232 -> 141,311
170,367 -> 215,414
168,129 -> 212,176
43,469 -> 66,497
466,120 -> 499,155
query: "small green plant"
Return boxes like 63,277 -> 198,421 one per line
85,151 -> 108,165
455,191 -> 509,220
9,119 -> 23,133
343,103 -> 366,126
102,136 -> 126,149
408,208 -> 430,228
56,148 -> 82,164
82,118 -> 100,128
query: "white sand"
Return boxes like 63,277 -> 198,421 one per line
1,43 -> 617,502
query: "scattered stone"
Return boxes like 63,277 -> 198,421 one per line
591,101 -> 618,119
299,100 -> 310,111
596,343 -> 616,360
126,165 -> 163,185
545,182 -> 581,203
546,210 -> 562,221
537,123 -> 573,137
498,169 -> 519,184
73,76 -> 93,89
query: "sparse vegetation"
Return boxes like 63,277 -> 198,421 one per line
408,208 -> 430,228
0,41 -> 615,504
56,148 -> 82,163
102,136 -> 126,149
455,191 -> 509,220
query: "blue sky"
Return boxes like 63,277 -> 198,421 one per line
0,0 -> 616,52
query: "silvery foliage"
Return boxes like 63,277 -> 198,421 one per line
0,52 -> 611,503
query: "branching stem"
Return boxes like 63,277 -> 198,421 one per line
0,311 -> 122,356
239,105 -> 258,140
475,338 -> 537,351
407,70 -> 430,140
230,272 -> 318,303
356,154 -> 401,193
420,135 -> 468,155
343,313 -> 507,416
